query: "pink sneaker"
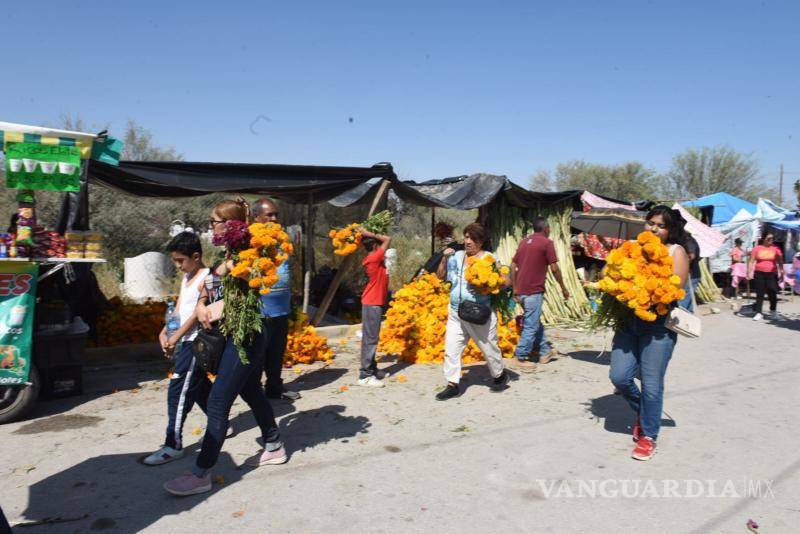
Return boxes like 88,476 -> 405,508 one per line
245,446 -> 288,467
164,473 -> 212,496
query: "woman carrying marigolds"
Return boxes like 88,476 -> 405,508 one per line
602,206 -> 690,461
164,199 -> 289,496
435,223 -> 510,400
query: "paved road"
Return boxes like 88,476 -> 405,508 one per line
2,301 -> 799,533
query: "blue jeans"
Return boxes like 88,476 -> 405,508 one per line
514,293 -> 551,360
195,320 -> 282,472
678,277 -> 700,311
609,317 -> 677,441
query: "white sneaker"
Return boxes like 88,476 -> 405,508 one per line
144,445 -> 184,466
753,313 -> 764,322
357,376 -> 385,388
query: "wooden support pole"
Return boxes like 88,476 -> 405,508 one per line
430,206 -> 436,256
302,194 -> 314,313
311,179 -> 391,326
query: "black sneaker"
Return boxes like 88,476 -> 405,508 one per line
435,383 -> 460,401
265,389 -> 301,401
491,370 -> 509,391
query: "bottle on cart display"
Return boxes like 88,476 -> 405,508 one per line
0,234 -> 8,258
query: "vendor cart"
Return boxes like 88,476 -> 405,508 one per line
0,257 -> 105,423
1,121 -> 117,424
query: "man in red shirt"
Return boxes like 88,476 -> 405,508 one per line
511,218 -> 569,368
358,228 -> 391,387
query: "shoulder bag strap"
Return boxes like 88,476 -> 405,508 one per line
457,251 -> 464,302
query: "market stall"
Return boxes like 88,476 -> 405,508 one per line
0,144 -> 400,424
0,122 -> 116,423
330,173 -> 604,327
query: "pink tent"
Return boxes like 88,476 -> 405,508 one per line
673,203 -> 725,258
581,191 -> 636,211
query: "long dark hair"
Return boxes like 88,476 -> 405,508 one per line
646,205 -> 687,246
758,231 -> 775,246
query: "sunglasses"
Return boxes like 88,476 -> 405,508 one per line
260,211 -> 279,218
209,219 -> 226,226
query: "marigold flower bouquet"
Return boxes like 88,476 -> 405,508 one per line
590,231 -> 685,329
464,253 -> 515,321
329,223 -> 362,256
213,220 -> 293,362
465,254 -> 509,295
329,210 -> 392,256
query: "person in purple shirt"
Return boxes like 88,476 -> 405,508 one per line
253,198 -> 301,401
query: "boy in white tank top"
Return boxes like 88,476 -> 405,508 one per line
145,232 -> 212,466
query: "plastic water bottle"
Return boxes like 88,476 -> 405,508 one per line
165,301 -> 180,340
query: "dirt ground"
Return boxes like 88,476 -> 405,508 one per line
1,300 -> 799,533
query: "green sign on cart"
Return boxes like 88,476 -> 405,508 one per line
5,141 -> 81,192
0,262 -> 37,386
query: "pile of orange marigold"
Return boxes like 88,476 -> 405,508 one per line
378,273 -> 520,364
283,310 -> 335,365
92,297 -> 167,347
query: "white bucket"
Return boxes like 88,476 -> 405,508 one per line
123,252 -> 175,302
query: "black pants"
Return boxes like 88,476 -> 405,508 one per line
262,315 -> 289,396
753,271 -> 779,314
165,344 -> 210,450
1,505 -> 10,534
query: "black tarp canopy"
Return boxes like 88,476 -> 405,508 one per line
85,160 -> 628,211
330,173 -> 589,210
87,160 -> 396,202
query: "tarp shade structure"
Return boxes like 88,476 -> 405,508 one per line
672,203 -> 725,258
331,173 -> 595,210
87,160 -> 396,203
755,198 -> 800,229
682,192 -> 757,225
581,190 -> 636,211
571,208 -> 647,240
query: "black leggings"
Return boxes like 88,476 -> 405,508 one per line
753,271 -> 779,314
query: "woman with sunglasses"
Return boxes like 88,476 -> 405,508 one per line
164,199 -> 287,496
748,232 -> 784,321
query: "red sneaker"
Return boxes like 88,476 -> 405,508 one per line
632,417 -> 642,442
631,436 -> 656,461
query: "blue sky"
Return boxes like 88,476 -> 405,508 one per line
3,1 -> 799,195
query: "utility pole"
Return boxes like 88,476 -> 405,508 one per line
779,164 -> 784,205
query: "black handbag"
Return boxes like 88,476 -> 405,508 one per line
191,327 -> 226,374
455,251 -> 491,325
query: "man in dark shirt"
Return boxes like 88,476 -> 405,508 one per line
511,218 -> 569,368
679,234 -> 702,311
